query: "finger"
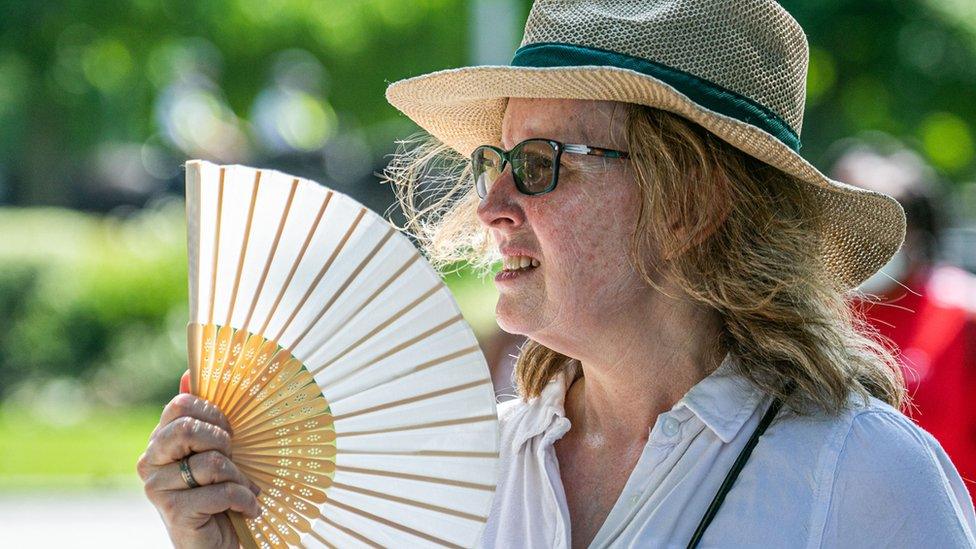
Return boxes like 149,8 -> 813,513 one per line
143,415 -> 233,467
157,393 -> 233,436
167,482 -> 263,522
180,370 -> 190,394
145,450 -> 260,495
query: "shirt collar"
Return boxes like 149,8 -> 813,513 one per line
511,361 -> 578,451
676,352 -> 765,443
510,352 -> 764,450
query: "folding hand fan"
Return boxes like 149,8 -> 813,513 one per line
183,160 -> 499,548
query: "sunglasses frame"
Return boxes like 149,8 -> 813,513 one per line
471,138 -> 629,199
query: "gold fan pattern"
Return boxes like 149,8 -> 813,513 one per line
188,322 -> 336,547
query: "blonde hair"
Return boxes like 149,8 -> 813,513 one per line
384,104 -> 904,414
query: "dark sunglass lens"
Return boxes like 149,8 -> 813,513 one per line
472,147 -> 503,198
512,140 -> 556,194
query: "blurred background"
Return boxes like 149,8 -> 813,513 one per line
0,0 -> 974,545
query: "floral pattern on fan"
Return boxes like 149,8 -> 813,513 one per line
190,322 -> 336,547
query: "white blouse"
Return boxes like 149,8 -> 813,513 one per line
478,354 -> 976,548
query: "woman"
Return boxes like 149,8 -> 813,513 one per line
141,1 -> 976,547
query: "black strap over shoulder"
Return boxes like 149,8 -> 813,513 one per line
686,397 -> 784,549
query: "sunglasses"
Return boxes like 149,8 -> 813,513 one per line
471,138 -> 629,199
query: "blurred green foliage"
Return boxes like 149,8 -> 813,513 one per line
0,406 -> 160,489
784,0 -> 976,174
0,201 -> 187,408
0,0 -> 473,205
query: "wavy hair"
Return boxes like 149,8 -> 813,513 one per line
383,104 -> 905,414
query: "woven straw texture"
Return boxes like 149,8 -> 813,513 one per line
522,0 -> 808,134
385,0 -> 906,290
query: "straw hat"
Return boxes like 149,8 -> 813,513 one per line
385,0 -> 906,290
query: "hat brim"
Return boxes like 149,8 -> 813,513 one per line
386,65 -> 906,291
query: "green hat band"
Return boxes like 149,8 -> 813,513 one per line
511,42 -> 802,152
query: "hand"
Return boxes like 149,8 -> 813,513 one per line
138,370 -> 261,549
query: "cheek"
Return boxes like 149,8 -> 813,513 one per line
533,179 -> 639,283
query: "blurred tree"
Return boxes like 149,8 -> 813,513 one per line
0,0 -> 469,210
783,0 -> 976,177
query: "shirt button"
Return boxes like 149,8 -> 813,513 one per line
629,494 -> 640,506
662,416 -> 680,437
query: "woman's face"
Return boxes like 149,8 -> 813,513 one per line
477,98 -> 652,346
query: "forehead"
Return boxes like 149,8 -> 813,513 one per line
500,98 -> 622,148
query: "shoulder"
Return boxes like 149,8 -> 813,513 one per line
816,397 -> 976,547
732,396 -> 975,547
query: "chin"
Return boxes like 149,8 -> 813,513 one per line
494,300 -> 536,336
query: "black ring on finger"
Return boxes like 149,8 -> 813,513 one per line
179,456 -> 201,489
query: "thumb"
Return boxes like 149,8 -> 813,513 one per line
179,370 -> 191,394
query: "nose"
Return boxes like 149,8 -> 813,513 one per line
476,165 -> 525,230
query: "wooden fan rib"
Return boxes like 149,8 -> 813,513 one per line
309,312 -> 463,379
288,225 -> 396,352
225,350 -> 311,422
225,170 -> 262,327
251,509 -> 303,548
335,449 -> 498,459
239,515 -> 268,549
234,425 -> 335,449
332,378 -> 492,422
242,178 -> 299,332
207,172 -> 261,403
233,446 -> 336,464
238,461 -> 331,507
223,351 -> 304,421
337,413 -> 496,438
213,331 -> 271,410
248,506 -> 302,549
238,458 -> 334,494
231,372 -> 323,429
258,190 -> 333,337
293,252 -> 421,362
202,325 -> 235,401
308,282 -> 440,374
207,167 -> 225,325
232,391 -> 329,437
335,464 -> 494,492
233,410 -> 333,442
186,163 -> 202,332
224,342 -> 292,420
301,529 -> 337,549
193,323 -> 218,399
331,481 -> 487,523
199,169 -> 225,398
313,516 -> 383,549
233,451 -> 336,473
234,438 -> 335,455
304,527 -> 340,549
272,208 -> 367,344
186,164 -> 204,394
210,328 -> 250,405
235,453 -> 336,481
325,344 -> 481,410
324,498 -> 464,549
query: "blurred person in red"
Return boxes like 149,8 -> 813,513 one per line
833,142 -> 976,502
